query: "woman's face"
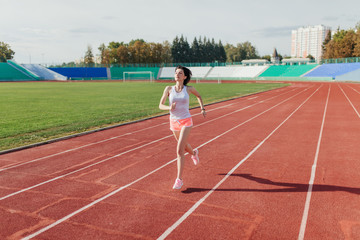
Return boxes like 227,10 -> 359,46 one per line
175,68 -> 187,82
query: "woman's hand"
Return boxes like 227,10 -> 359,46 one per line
201,109 -> 206,118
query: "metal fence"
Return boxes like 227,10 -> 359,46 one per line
321,57 -> 360,64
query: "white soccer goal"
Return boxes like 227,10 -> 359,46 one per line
123,71 -> 154,82
195,75 -> 221,84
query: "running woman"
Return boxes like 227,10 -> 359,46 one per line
159,65 -> 206,189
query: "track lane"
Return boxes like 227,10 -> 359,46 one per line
158,84 -> 327,240
301,83 -> 360,239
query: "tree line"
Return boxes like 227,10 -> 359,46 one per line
94,36 -> 229,66
224,41 -> 260,62
171,35 -> 227,63
322,22 -> 360,59
96,39 -> 172,66
0,36 -> 285,66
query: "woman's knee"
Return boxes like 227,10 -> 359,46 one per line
176,147 -> 185,157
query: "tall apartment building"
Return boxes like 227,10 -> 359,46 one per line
291,25 -> 331,60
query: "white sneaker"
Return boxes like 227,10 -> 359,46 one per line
191,149 -> 199,165
172,178 -> 183,189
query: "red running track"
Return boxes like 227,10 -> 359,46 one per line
0,82 -> 360,239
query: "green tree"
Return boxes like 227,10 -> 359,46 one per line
354,21 -> 360,57
323,26 -> 360,59
224,42 -> 259,63
0,42 -> 15,62
171,35 -> 191,63
201,37 -> 211,62
353,30 -> 360,57
149,42 -> 165,63
262,55 -> 271,62
101,48 -> 111,66
129,40 -> 149,63
224,44 -> 239,62
171,36 -> 181,63
306,54 -> 315,60
323,40 -> 336,59
198,36 -> 205,62
98,43 -> 106,65
338,30 -> 356,58
189,37 -> 226,63
161,41 -> 172,63
333,28 -> 348,42
101,39 -> 174,65
84,45 -> 95,67
117,45 -> 129,64
179,35 -> 191,62
108,41 -> 123,49
210,38 -> 218,62
355,22 -> 360,31
191,37 -> 201,62
322,30 -> 332,56
129,39 -> 145,46
204,38 -> 213,62
217,40 -> 227,62
242,41 -> 259,59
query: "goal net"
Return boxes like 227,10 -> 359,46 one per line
123,71 -> 154,82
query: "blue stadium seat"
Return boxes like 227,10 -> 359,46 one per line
304,63 -> 360,78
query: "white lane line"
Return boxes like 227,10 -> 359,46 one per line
0,86 -> 306,201
22,85 -> 315,239
346,84 -> 360,96
298,85 -> 330,240
340,84 -> 360,118
158,85 -> 322,240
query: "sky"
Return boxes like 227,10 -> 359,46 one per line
1,0 -> 360,65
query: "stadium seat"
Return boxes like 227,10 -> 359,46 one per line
304,63 -> 360,78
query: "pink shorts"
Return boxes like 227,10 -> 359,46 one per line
170,117 -> 193,131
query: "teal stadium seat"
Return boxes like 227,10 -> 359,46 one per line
0,62 -> 36,81
259,64 -> 318,77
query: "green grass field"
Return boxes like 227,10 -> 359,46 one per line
0,81 -> 288,151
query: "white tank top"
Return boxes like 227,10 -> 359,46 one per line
169,85 -> 191,120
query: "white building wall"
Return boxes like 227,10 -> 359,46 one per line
291,25 -> 331,60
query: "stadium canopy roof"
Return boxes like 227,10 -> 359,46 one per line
241,59 -> 269,65
282,58 -> 310,63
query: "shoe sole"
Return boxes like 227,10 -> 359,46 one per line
173,183 -> 183,189
192,150 -> 199,165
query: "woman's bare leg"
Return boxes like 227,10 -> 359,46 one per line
173,127 -> 192,180
173,130 -> 195,155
